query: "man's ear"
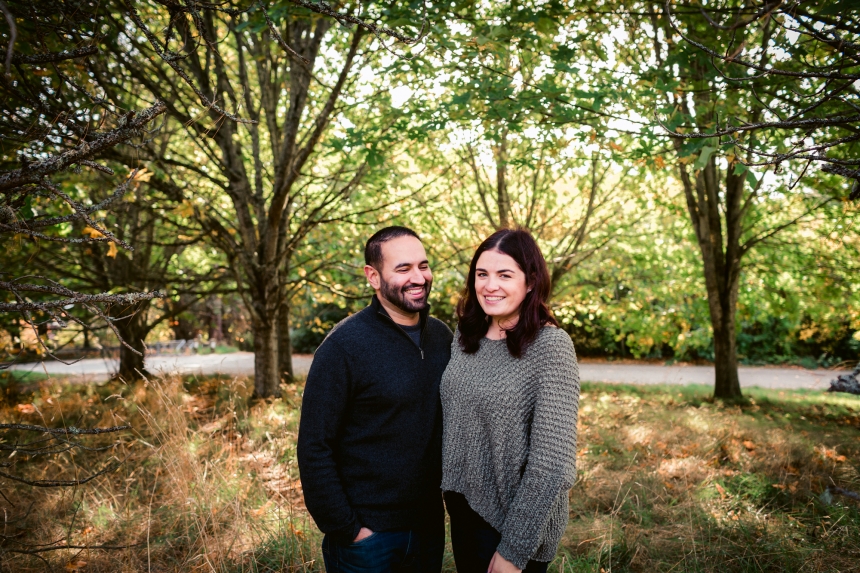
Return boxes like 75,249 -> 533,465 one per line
364,264 -> 381,291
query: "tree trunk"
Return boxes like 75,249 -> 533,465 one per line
253,317 -> 280,398
495,132 -> 510,229
113,303 -> 150,381
676,149 -> 745,401
709,281 -> 742,400
278,301 -> 294,382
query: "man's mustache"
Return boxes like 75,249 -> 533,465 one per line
401,282 -> 429,293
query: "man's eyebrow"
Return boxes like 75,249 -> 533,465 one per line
393,260 -> 429,270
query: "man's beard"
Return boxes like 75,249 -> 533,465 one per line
379,276 -> 431,313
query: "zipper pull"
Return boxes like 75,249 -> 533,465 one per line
421,349 -> 424,360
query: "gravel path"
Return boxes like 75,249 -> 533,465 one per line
7,352 -> 849,390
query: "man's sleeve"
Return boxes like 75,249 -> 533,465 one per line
296,337 -> 362,542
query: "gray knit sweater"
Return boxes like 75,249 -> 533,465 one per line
440,326 -> 580,569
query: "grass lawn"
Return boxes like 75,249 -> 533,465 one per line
1,376 -> 858,572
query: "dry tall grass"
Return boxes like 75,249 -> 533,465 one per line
2,376 -> 859,572
561,385 -> 860,572
2,374 -> 320,572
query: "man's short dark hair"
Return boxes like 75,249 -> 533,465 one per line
365,226 -> 421,268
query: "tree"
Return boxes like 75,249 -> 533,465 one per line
605,0 -> 858,399
14,167 -> 231,379
409,0 -> 637,296
0,0 -> 166,367
115,0 -> 427,396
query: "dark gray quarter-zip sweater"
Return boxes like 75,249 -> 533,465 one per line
297,295 -> 453,542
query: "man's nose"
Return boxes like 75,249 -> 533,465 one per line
409,268 -> 426,285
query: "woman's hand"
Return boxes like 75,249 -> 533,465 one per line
488,551 -> 521,573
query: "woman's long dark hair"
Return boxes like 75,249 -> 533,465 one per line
457,228 -> 558,358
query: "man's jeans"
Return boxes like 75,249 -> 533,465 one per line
321,525 -> 445,573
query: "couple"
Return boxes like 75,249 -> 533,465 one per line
297,226 -> 580,573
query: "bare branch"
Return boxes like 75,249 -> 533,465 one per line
0,0 -> 16,79
0,45 -> 98,65
0,101 -> 167,191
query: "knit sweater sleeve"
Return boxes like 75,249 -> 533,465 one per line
495,329 -> 580,569
296,336 -> 362,543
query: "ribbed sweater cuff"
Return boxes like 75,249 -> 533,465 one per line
328,519 -> 362,544
495,539 -> 532,571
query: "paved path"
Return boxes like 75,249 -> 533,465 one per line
8,352 -> 849,390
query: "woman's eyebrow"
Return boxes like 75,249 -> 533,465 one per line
476,267 -> 516,274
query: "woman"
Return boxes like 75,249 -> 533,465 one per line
440,228 -> 580,573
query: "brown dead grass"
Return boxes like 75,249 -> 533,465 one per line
1,374 -> 319,572
1,378 -> 858,573
561,384 -> 860,572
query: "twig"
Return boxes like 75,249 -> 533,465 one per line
0,424 -> 130,435
0,0 -> 16,79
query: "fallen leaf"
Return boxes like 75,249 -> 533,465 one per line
742,440 -> 756,450
65,561 -> 87,571
715,483 -> 727,498
15,403 -> 36,414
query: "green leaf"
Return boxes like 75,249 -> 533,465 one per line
733,163 -> 748,176
746,170 -> 758,187
818,0 -> 860,15
692,146 -> 717,171
21,195 -> 35,219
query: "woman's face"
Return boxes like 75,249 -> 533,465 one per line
474,249 -> 529,327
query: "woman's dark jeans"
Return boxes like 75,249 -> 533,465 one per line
321,521 -> 445,573
444,491 -> 549,573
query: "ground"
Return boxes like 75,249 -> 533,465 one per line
1,372 -> 858,572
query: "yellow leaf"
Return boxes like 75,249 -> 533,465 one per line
131,167 -> 153,182
82,226 -> 105,239
174,201 -> 195,218
106,242 -> 118,258
65,561 -> 87,571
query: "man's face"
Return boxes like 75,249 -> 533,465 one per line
367,236 -> 433,314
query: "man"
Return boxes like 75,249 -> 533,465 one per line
297,226 -> 453,573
